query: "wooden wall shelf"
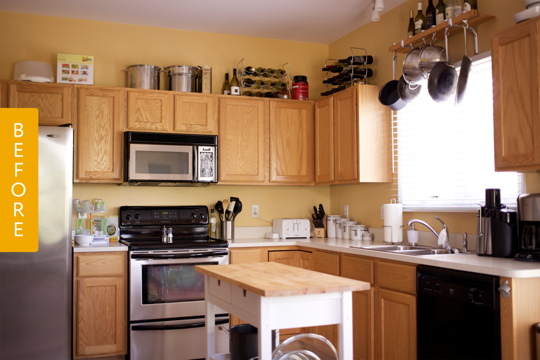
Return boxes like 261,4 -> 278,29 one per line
389,10 -> 495,54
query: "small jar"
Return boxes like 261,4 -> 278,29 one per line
350,225 -> 367,241
326,215 -> 341,238
335,219 -> 348,239
362,232 -> 374,241
292,75 -> 309,100
342,221 -> 358,240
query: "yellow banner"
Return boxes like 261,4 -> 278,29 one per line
0,109 -> 39,252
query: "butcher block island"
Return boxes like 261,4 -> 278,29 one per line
195,262 -> 370,360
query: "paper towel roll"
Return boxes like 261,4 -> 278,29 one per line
383,202 -> 403,243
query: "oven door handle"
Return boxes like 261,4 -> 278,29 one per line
131,317 -> 229,331
131,250 -> 228,260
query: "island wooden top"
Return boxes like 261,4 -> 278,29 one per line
195,262 -> 370,297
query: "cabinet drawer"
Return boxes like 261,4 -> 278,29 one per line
341,254 -> 373,284
376,261 -> 416,294
75,253 -> 125,277
313,251 -> 340,275
231,286 -> 258,316
209,277 -> 231,303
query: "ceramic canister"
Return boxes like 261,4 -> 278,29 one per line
326,215 -> 341,238
351,225 -> 368,240
335,218 -> 349,239
342,221 -> 358,240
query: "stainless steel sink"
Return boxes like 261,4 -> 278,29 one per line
350,244 -> 452,256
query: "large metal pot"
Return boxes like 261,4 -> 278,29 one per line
165,65 -> 200,92
124,64 -> 163,90
419,42 -> 446,78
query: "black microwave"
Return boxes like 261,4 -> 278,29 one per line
124,132 -> 218,184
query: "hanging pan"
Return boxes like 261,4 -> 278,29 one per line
379,52 -> 407,111
428,27 -> 459,103
456,22 -> 479,105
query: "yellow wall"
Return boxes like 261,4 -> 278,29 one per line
329,0 -> 535,234
0,11 -> 327,99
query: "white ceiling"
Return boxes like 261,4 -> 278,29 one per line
0,0 -> 407,44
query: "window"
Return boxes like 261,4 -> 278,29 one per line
393,52 -> 524,212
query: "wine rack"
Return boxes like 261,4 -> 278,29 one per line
235,58 -> 292,98
321,47 -> 373,97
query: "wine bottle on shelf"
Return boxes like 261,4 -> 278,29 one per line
426,0 -> 436,29
266,68 -> 277,76
415,2 -> 426,35
254,92 -> 263,97
407,10 -> 415,38
454,0 -> 463,16
222,73 -> 231,95
337,56 -> 374,65
445,0 -> 454,19
322,65 -> 335,72
464,0 -> 477,11
270,81 -> 285,87
255,67 -> 266,76
275,69 -> 287,76
243,78 -> 255,87
263,92 -> 275,98
436,0 -> 446,25
336,68 -> 373,80
255,80 -> 267,86
244,66 -> 256,75
243,91 -> 255,97
231,69 -> 240,96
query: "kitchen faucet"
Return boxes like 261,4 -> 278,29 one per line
407,217 -> 450,250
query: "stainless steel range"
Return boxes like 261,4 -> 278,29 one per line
120,205 -> 229,360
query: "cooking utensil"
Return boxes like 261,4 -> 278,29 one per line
164,65 -> 200,92
226,201 -> 236,221
223,199 -> 229,215
403,46 -> 424,86
428,28 -> 459,103
123,64 -> 163,90
419,37 -> 447,78
215,201 -> 224,221
230,197 -> 242,220
398,75 -> 422,103
456,24 -> 479,105
379,52 -> 407,111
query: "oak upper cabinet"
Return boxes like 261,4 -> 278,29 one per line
174,93 -> 217,134
334,86 -> 359,182
218,97 -> 268,184
269,100 -> 314,185
73,252 -> 127,359
8,81 -> 76,125
126,89 -> 173,132
314,96 -> 335,184
76,87 -> 126,183
492,17 -> 540,170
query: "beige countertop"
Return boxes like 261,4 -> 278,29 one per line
73,242 -> 128,252
228,237 -> 540,278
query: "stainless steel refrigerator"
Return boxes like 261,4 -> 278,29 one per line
0,126 -> 73,360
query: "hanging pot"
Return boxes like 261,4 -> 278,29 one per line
397,75 -> 422,103
419,37 -> 447,78
403,46 -> 424,86
428,28 -> 458,103
379,53 -> 407,111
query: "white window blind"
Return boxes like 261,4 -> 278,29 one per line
393,52 -> 524,212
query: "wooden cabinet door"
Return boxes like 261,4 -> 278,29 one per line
219,97 -> 268,183
269,101 -> 314,185
229,248 -> 264,264
315,96 -> 335,184
126,90 -> 173,131
492,17 -> 540,170
75,277 -> 126,357
8,82 -> 75,125
174,94 -> 217,134
357,85 -> 392,183
299,250 -> 312,270
312,250 -> 340,275
353,289 -> 375,360
375,288 -> 416,360
334,87 -> 358,182
268,250 -> 298,267
77,87 -> 125,182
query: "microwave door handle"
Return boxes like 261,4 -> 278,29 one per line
131,250 -> 229,260
132,318 -> 229,331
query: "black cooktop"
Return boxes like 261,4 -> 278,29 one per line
121,239 -> 228,251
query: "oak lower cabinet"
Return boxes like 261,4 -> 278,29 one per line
73,252 -> 127,359
218,97 -> 269,184
269,100 -> 314,185
314,84 -> 392,185
75,86 -> 126,183
7,81 -> 76,126
492,16 -> 540,170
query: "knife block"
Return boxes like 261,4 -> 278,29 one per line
315,228 -> 326,238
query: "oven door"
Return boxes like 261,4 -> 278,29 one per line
128,143 -> 194,182
130,249 -> 228,321
131,316 -> 229,360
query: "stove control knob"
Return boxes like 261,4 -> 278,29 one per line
199,213 -> 206,220
134,213 -> 141,220
125,214 -> 132,220
472,290 -> 483,303
190,213 -> 197,219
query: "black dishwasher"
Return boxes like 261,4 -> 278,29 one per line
417,265 -> 501,360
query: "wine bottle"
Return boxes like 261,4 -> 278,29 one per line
254,92 -> 263,97
243,91 -> 255,97
454,0 -> 463,16
255,80 -> 267,86
445,0 -> 454,19
436,0 -> 446,25
339,55 -> 375,65
415,2 -> 426,35
275,69 -> 287,77
230,69 -> 240,96
255,67 -> 266,76
244,66 -> 256,75
336,68 -> 373,80
243,78 -> 255,87
222,73 -> 231,95
263,92 -> 275,98
322,65 -> 335,72
266,68 -> 276,76
464,0 -> 477,11
407,10 -> 415,38
270,81 -> 285,87
426,0 -> 436,28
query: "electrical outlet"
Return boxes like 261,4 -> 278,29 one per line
252,205 -> 259,217
344,205 -> 349,218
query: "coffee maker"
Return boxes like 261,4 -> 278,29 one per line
515,194 -> 540,262
477,189 -> 517,258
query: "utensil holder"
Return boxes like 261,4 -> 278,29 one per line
221,221 -> 234,240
